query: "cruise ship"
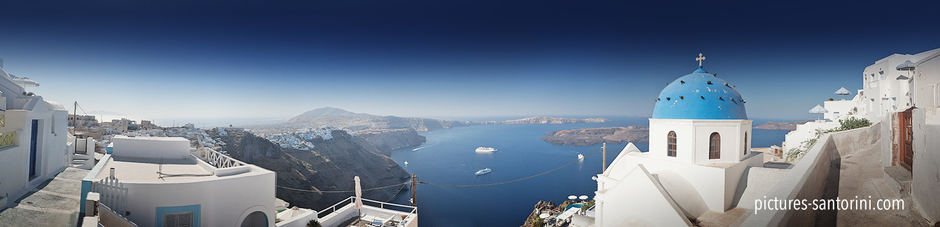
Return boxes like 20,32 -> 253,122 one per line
474,168 -> 492,176
474,146 -> 497,153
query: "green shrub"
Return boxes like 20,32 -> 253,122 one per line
532,218 -> 544,227
307,219 -> 321,227
838,117 -> 872,131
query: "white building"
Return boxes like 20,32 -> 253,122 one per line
861,48 -> 940,120
904,49 -> 940,223
79,136 -> 316,227
586,57 -> 763,226
0,58 -> 69,210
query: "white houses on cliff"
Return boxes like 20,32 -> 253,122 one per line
0,58 -> 69,210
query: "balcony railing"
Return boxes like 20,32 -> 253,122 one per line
317,196 -> 418,219
193,147 -> 245,169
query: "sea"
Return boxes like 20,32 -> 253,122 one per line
388,117 -> 788,226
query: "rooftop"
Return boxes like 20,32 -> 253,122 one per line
652,66 -> 748,120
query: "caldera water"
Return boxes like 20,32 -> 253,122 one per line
389,117 -> 786,226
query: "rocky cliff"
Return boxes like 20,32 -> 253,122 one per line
208,129 -> 410,210
541,126 -> 649,146
287,107 -> 468,132
754,120 -> 810,130
355,128 -> 426,155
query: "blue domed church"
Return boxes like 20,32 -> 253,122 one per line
588,54 -> 765,227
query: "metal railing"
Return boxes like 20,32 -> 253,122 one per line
192,147 -> 245,169
316,196 -> 418,219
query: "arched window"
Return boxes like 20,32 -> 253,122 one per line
709,132 -> 721,159
743,132 -> 748,156
667,131 -> 677,157
240,211 -> 267,227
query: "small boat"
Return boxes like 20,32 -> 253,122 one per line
577,153 -> 585,160
475,168 -> 492,176
403,161 -> 409,166
475,146 -> 497,153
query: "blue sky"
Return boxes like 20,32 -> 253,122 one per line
0,0 -> 937,126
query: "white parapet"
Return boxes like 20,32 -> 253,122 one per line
111,136 -> 191,160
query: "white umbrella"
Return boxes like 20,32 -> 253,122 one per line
809,104 -> 827,120
579,195 -> 589,200
10,75 -> 39,87
834,87 -> 851,96
568,195 -> 577,200
809,104 -> 827,114
354,176 -> 363,209
539,213 -> 550,219
896,60 -> 916,71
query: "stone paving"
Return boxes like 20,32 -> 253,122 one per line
0,167 -> 88,227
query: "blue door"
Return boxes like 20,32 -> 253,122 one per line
29,119 -> 38,179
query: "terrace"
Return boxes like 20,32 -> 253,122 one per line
317,196 -> 418,227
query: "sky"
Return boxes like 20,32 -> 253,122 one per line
0,0 -> 938,126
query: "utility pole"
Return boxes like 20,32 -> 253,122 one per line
410,173 -> 417,206
602,142 -> 607,173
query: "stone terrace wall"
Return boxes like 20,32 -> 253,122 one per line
743,123 -> 881,226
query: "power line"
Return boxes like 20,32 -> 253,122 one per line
276,181 -> 411,194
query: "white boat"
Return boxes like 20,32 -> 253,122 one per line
578,153 -> 585,160
475,146 -> 497,153
475,168 -> 492,176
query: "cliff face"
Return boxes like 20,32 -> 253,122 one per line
754,120 -> 811,130
355,128 -> 426,155
287,107 -> 467,132
209,129 -> 410,210
541,126 -> 649,146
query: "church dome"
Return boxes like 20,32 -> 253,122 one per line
652,66 -> 747,119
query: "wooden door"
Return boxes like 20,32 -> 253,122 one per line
899,109 -> 914,171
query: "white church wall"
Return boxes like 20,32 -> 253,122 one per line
595,164 -> 692,227
692,120 -> 749,163
648,119 -> 696,163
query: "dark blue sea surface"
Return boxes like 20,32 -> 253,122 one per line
389,118 -> 786,226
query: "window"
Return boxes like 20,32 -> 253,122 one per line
709,132 -> 720,159
164,212 -> 193,227
667,131 -> 677,157
743,132 -> 748,156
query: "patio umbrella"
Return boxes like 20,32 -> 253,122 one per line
355,176 -> 363,224
809,104 -> 827,120
896,60 -> 916,71
579,195 -> 589,200
568,195 -> 577,200
834,87 -> 851,96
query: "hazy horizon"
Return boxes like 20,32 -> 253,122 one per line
2,0 -> 938,125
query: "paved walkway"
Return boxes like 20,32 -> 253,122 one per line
0,167 -> 88,227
